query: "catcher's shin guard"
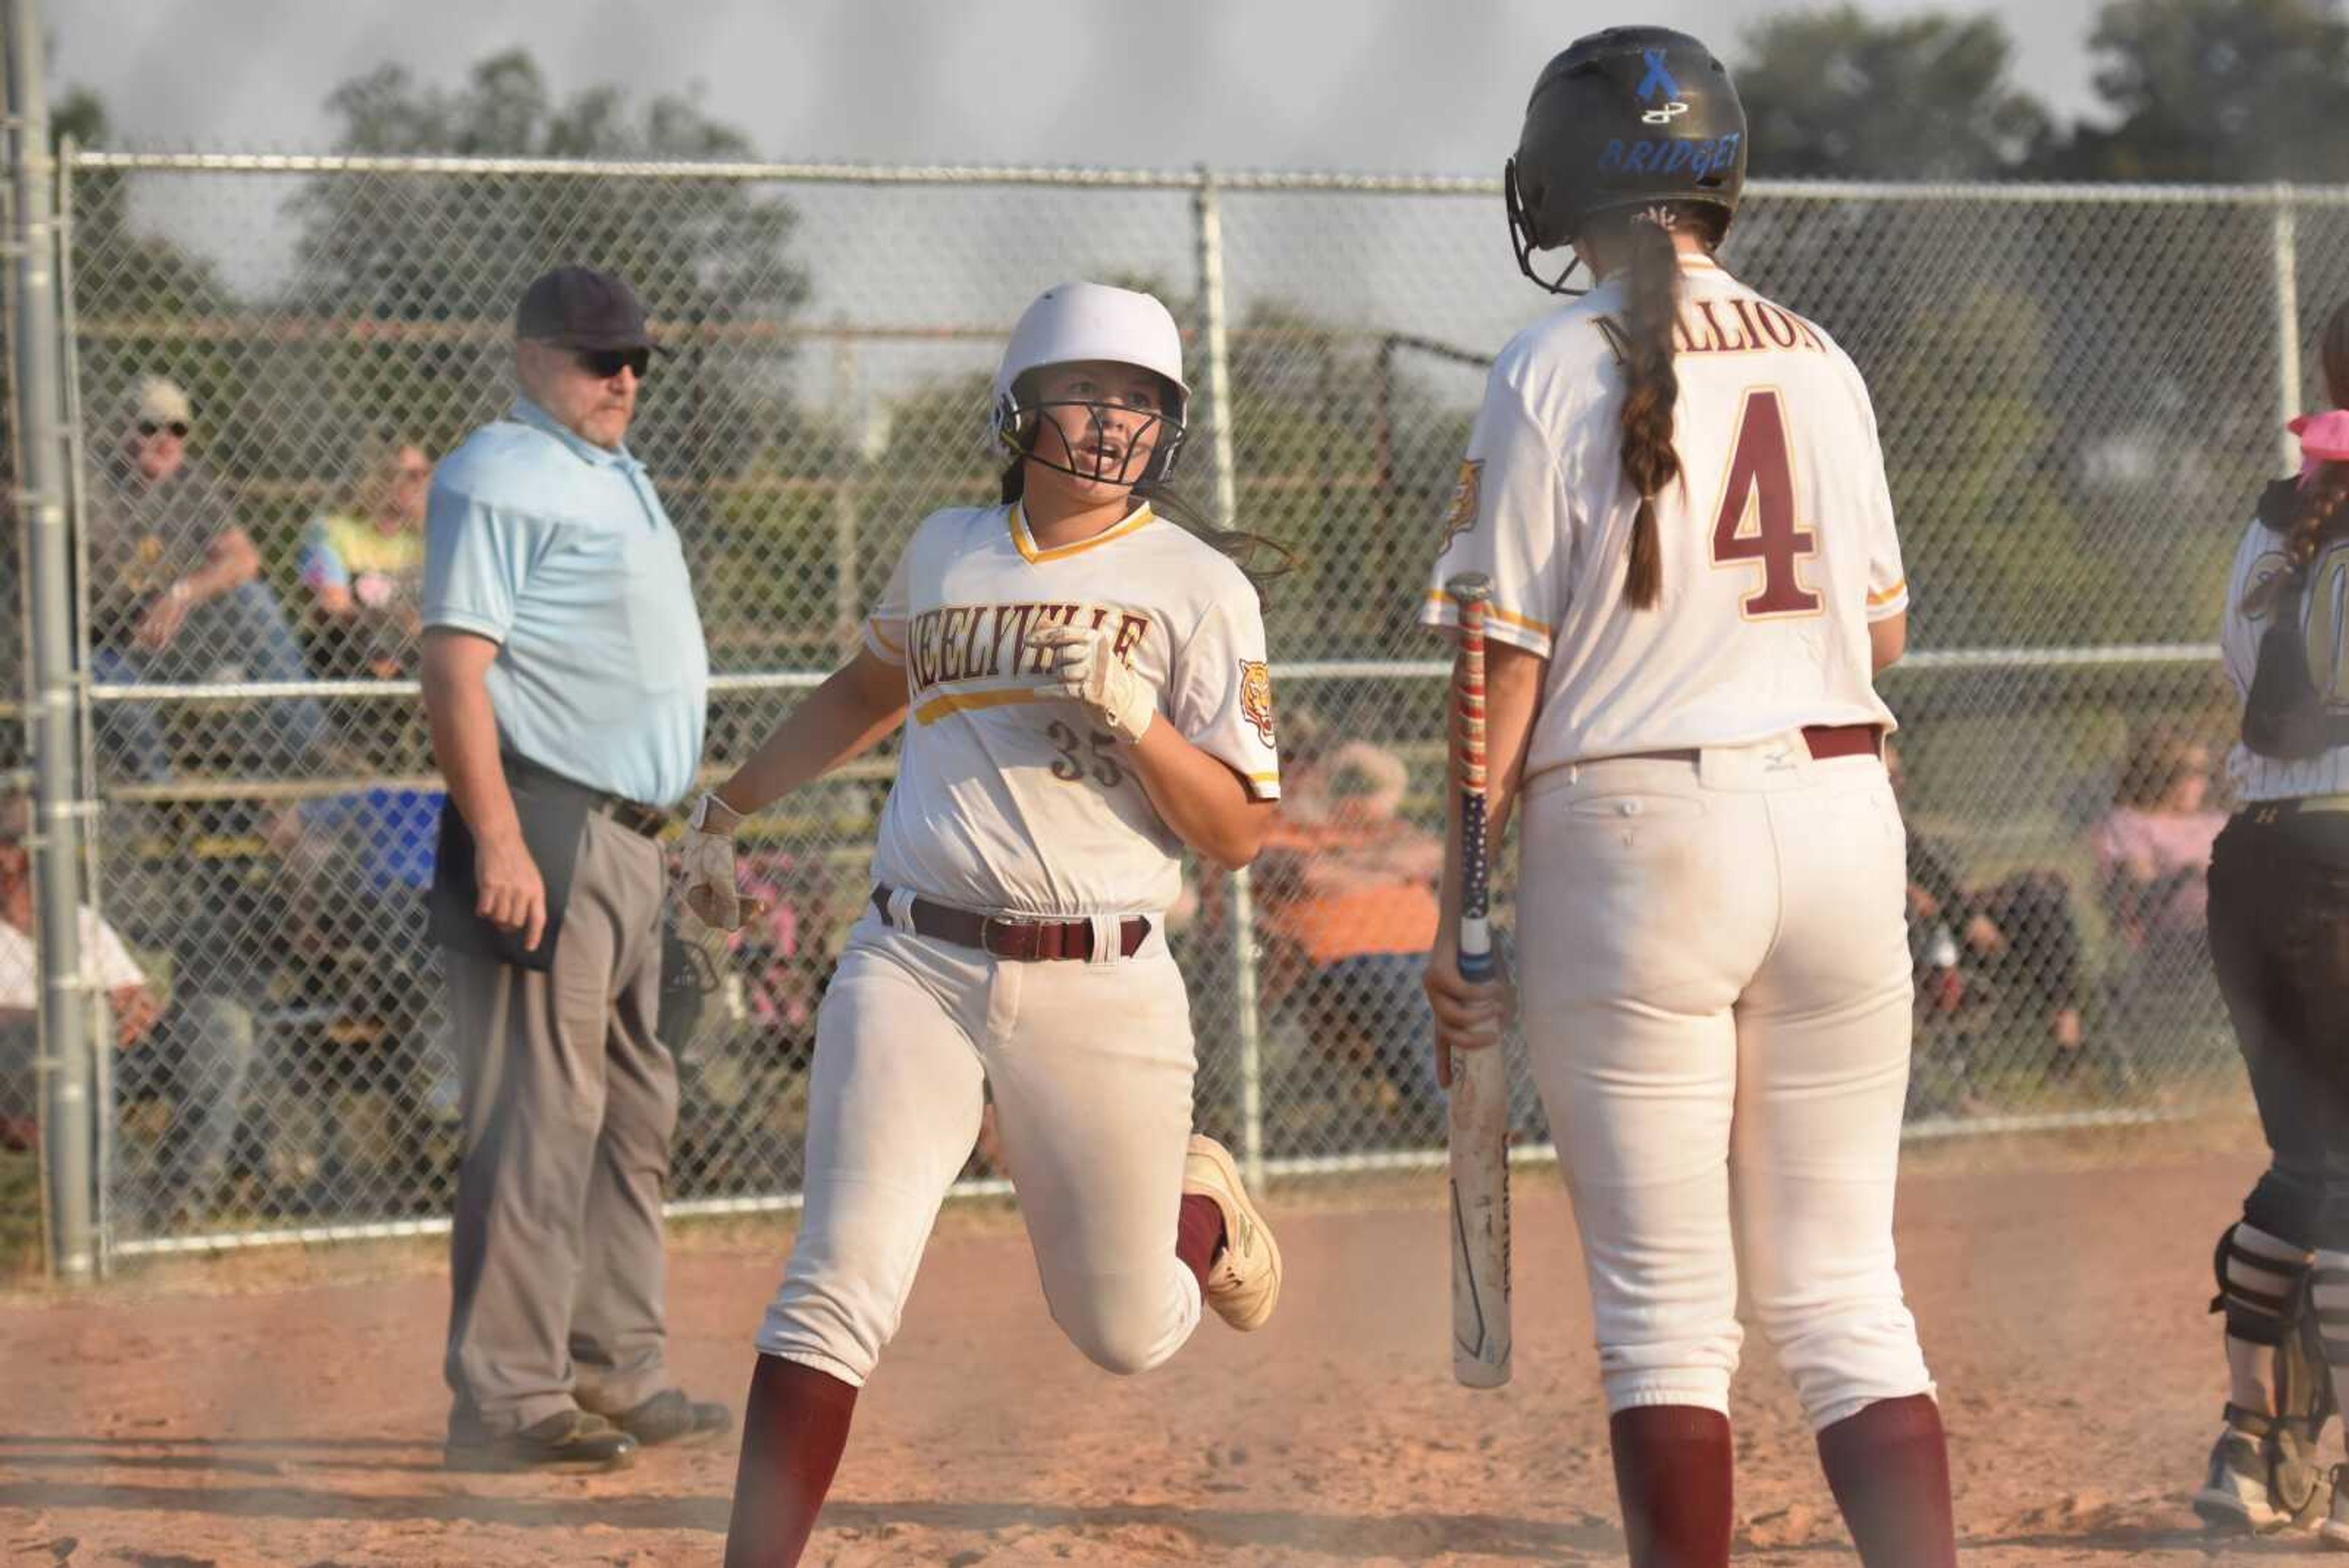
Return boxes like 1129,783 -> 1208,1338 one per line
2205,1224 -> 2334,1528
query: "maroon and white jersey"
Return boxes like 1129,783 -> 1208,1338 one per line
863,500 -> 1279,916
1423,255 -> 1906,775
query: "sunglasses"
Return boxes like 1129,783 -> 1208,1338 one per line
571,346 -> 651,381
136,420 -> 189,439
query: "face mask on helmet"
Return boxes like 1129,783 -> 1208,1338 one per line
998,364 -> 1189,490
1505,157 -> 1590,297
991,281 -> 1193,489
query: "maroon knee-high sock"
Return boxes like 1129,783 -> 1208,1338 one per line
1176,1192 -> 1225,1293
723,1354 -> 860,1568
1609,1405 -> 1733,1568
1816,1394 -> 1956,1568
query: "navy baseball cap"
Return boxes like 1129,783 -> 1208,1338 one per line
514,266 -> 657,351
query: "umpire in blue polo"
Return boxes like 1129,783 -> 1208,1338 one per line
422,265 -> 728,1471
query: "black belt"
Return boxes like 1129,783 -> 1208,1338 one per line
871,885 -> 1149,962
502,753 -> 669,839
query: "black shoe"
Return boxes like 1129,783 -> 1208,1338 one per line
611,1387 -> 733,1447
445,1408 -> 638,1473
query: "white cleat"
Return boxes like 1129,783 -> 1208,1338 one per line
2193,1425 -> 2290,1533
1184,1134 -> 1283,1331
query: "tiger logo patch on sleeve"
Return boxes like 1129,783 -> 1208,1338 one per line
1441,459 -> 1483,549
1239,659 -> 1276,746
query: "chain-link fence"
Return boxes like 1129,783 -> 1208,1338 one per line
9,152 -> 2331,1260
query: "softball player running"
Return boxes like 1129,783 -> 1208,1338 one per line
2192,298 -> 2349,1541
681,282 -> 1286,1568
1421,29 -> 1954,1567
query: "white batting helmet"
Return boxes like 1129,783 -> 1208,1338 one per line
992,281 -> 1190,485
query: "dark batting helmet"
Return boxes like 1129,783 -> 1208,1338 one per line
1504,26 -> 1748,295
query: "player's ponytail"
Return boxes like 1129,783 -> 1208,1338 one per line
2244,299 -> 2349,617
2244,465 -> 2349,618
1613,208 -> 1687,610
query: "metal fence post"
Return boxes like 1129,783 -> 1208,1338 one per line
829,333 -> 863,645
2274,185 -> 2303,475
53,133 -> 110,1275
7,0 -> 97,1283
1192,166 -> 1266,1186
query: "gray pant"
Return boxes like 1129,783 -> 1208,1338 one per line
441,809 -> 678,1435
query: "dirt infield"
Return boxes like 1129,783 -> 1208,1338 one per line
4,1136 -> 2343,1566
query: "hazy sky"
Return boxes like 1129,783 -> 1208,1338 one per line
50,0 -> 2112,169
38,0 -> 2118,412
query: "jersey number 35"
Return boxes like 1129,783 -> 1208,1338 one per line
1047,719 -> 1127,787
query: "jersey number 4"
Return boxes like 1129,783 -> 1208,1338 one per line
1709,388 -> 1821,617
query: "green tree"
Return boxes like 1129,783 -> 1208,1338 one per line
2038,0 -> 2349,179
276,50 -> 822,668
1736,7 -> 2051,179
54,90 -> 235,327
284,49 -> 812,493
1874,283 -> 2136,647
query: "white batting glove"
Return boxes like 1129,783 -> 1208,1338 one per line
1027,624 -> 1156,745
679,792 -> 765,932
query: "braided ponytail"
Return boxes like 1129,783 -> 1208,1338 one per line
1614,212 -> 1685,609
2241,299 -> 2349,617
2243,464 -> 2349,617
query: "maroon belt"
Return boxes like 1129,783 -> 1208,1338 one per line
1802,723 -> 1883,762
872,886 -> 1150,962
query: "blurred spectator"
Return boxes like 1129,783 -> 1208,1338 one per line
86,376 -> 330,780
142,801 -> 308,1220
2092,723 -> 2227,960
0,796 -> 157,1151
2090,723 -> 2231,1072
1889,742 -> 2088,1092
1256,730 -> 1444,1114
300,436 -> 431,678
724,849 -> 841,1040
669,850 -> 840,1192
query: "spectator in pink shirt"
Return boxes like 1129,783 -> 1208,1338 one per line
2093,724 -> 2228,957
2091,724 -> 2232,1080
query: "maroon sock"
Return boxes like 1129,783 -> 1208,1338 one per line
1816,1394 -> 1956,1568
1609,1405 -> 1732,1567
1176,1192 -> 1226,1295
722,1354 -> 860,1568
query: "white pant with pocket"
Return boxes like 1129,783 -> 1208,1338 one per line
755,899 -> 1201,1386
1515,736 -> 1935,1430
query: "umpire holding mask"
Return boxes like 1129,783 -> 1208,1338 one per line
423,265 -> 729,1471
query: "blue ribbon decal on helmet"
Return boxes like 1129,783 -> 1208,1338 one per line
1636,49 -> 1680,103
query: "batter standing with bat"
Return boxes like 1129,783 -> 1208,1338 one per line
681,282 -> 1286,1568
1421,28 -> 1956,1567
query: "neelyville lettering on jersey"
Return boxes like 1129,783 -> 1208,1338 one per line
1592,295 -> 1827,365
905,600 -> 1153,698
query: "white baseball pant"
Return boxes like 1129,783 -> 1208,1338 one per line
755,899 -> 1202,1385
1515,735 -> 1936,1430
